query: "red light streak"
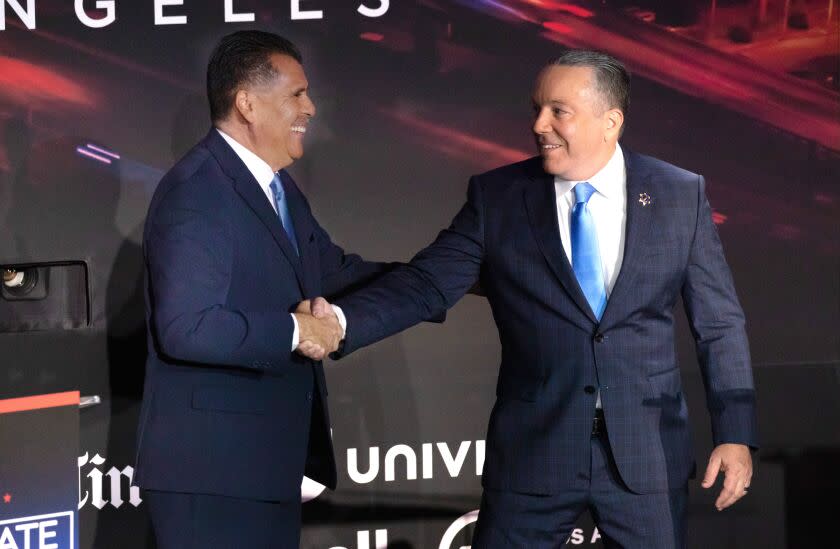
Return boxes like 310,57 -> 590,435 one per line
543,21 -> 573,34
360,32 -> 384,42
525,1 -> 595,18
5,20 -> 193,91
380,108 -> 531,165
0,56 -> 94,107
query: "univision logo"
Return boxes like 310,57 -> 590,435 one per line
347,440 -> 485,483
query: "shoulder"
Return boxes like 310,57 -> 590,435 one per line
149,141 -> 232,217
469,156 -> 543,199
474,156 -> 542,183
628,150 -> 700,187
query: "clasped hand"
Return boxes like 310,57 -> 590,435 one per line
293,297 -> 340,360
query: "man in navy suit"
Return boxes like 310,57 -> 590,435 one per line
135,31 -> 386,547
303,50 -> 757,547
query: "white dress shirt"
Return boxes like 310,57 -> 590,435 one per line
554,144 -> 627,408
554,144 -> 627,297
218,129 -> 278,214
217,129 -> 346,351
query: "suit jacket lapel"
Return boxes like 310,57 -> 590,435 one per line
203,130 -> 307,291
600,150 -> 654,329
523,162 -> 599,325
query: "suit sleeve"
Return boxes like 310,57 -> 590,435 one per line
312,212 -> 393,299
681,175 -> 758,449
280,176 -> 391,298
145,182 -> 295,371
334,177 -> 485,355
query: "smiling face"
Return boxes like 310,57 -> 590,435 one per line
532,64 -> 622,180
245,53 -> 315,171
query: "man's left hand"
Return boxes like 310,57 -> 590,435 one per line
701,443 -> 752,511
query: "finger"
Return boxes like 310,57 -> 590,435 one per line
298,340 -> 325,360
327,336 -> 340,354
702,455 -> 722,488
308,340 -> 327,360
297,340 -> 313,354
717,474 -> 747,510
716,463 -> 747,509
311,297 -> 331,319
297,341 -> 316,358
295,299 -> 312,314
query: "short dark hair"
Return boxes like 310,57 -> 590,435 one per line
550,49 -> 630,115
207,30 -> 302,122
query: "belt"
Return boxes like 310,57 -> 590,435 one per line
591,408 -> 606,437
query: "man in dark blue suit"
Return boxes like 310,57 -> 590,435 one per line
305,50 -> 757,547
135,31 -> 386,547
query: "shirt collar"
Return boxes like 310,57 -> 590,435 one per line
216,128 -> 277,192
554,144 -> 626,201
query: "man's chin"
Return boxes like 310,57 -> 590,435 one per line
541,157 -> 566,177
288,148 -> 304,161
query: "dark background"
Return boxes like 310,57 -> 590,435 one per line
1,1 -> 838,547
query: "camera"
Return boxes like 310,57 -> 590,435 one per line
2,266 -> 49,300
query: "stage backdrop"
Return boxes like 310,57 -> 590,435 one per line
1,1 -> 838,548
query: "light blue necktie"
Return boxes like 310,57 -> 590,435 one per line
571,182 -> 607,320
269,173 -> 299,256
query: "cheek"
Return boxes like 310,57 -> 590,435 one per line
282,102 -> 300,120
553,121 -> 573,140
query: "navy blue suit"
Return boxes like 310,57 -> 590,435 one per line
135,130 -> 384,546
335,151 -> 757,545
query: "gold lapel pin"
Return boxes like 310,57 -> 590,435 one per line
638,192 -> 651,207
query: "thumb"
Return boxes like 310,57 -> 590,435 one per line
295,299 -> 312,314
311,296 -> 331,318
702,454 -> 722,488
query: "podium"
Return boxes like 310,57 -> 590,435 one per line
0,391 -> 80,549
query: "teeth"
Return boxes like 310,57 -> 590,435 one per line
291,126 -> 307,133
542,144 -> 560,149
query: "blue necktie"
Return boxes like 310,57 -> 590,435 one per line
571,182 -> 607,320
269,173 -> 299,256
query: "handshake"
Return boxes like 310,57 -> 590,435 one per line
293,297 -> 342,361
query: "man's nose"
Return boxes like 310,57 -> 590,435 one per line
532,108 -> 550,134
304,95 -> 316,118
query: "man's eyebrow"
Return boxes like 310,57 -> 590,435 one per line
532,99 -> 569,107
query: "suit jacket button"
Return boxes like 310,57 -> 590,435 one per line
584,385 -> 596,394
594,333 -> 605,343
307,392 -> 313,401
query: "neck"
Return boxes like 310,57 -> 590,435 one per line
576,143 -> 617,181
215,121 -> 288,172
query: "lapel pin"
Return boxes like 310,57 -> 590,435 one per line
638,192 -> 652,207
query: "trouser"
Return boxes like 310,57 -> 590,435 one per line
472,434 -> 688,548
145,489 -> 302,549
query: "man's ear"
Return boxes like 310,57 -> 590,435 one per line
233,89 -> 257,124
605,108 -> 624,140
